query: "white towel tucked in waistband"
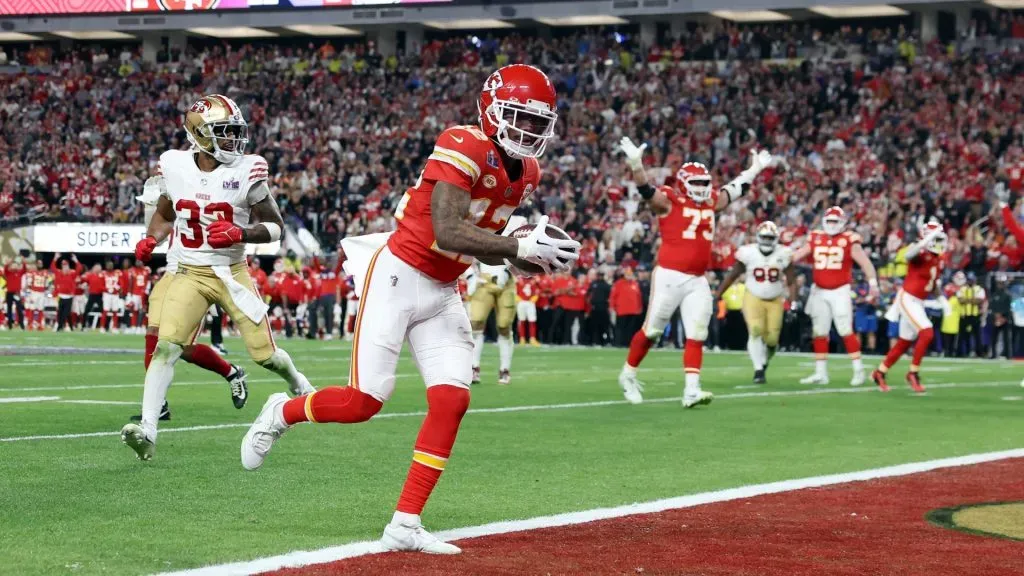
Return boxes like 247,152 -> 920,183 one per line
212,265 -> 269,324
340,232 -> 393,294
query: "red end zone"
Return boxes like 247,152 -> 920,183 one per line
266,458 -> 1024,576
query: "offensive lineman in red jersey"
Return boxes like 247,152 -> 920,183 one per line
791,206 -> 879,386
872,221 -> 947,393
127,261 -> 152,333
616,137 -> 773,407
240,65 -> 580,553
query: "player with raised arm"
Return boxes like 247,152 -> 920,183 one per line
715,221 -> 796,384
791,206 -> 879,386
120,94 -> 314,461
871,221 -> 946,393
616,137 -> 772,407
240,65 -> 579,554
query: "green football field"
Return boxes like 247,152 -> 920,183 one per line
0,330 -> 1022,576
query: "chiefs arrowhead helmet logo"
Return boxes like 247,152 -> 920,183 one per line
482,71 -> 503,94
157,0 -> 221,10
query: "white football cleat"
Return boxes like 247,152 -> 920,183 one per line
618,367 -> 644,404
850,368 -> 866,387
800,373 -> 830,385
381,521 -> 461,555
240,393 -> 290,471
120,423 -> 155,461
682,390 -> 713,408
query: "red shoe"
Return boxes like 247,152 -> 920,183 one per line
906,372 -> 926,393
871,369 -> 890,392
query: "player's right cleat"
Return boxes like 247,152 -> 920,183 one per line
241,393 -> 290,470
228,365 -> 248,409
130,401 -> 170,422
906,372 -> 926,393
799,373 -> 829,385
871,369 -> 891,392
529,337 -> 540,347
381,520 -> 461,554
618,367 -> 644,404
682,390 -> 713,408
850,367 -> 866,387
120,423 -> 155,461
498,369 -> 511,386
753,369 -> 766,384
471,366 -> 481,385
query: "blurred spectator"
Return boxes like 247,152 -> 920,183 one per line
610,267 -> 643,347
586,269 -> 612,346
957,272 -> 986,357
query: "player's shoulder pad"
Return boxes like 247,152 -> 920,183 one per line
735,244 -> 755,263
844,231 -> 863,244
158,149 -> 187,174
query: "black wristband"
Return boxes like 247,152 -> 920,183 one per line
637,184 -> 655,200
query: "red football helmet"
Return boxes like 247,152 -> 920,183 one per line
822,206 -> 846,236
675,162 -> 713,203
478,64 -> 558,159
921,220 -> 947,254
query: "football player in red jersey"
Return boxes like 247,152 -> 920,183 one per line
791,206 -> 879,386
516,276 -> 540,346
616,137 -> 772,408
241,64 -> 580,553
22,260 -> 51,331
101,261 -> 123,332
127,260 -> 152,333
872,221 -> 946,393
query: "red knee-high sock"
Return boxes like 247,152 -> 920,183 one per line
144,333 -> 158,370
684,339 -> 703,374
626,330 -> 655,368
910,328 -> 934,372
842,334 -> 861,360
813,336 -> 829,360
879,338 -> 912,372
111,313 -> 119,330
529,321 -> 537,340
187,344 -> 234,378
396,385 -> 470,515
282,386 -> 383,425
517,320 -> 527,341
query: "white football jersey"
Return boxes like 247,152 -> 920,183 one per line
736,244 -> 792,300
160,150 -> 269,267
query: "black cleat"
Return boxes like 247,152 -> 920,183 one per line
130,401 -> 170,422
213,343 -> 229,356
228,365 -> 249,409
753,369 -> 767,385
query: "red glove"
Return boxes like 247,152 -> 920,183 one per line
207,219 -> 245,249
135,236 -> 157,263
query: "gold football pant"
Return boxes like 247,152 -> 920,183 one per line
469,278 -> 516,335
742,292 -> 784,348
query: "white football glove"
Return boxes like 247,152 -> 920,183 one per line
746,149 -> 773,176
616,137 -> 647,171
994,182 -> 1010,205
515,215 -> 581,275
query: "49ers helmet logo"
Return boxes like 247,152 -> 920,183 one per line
157,0 -> 221,10
190,99 -> 212,114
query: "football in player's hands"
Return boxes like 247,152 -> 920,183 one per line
508,222 -> 578,275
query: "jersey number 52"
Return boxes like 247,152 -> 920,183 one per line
813,246 -> 844,270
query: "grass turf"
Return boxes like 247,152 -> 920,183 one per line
0,331 -> 1021,576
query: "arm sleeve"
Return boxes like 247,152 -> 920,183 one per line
1002,205 -> 1024,245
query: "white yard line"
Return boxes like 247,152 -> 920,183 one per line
0,396 -> 60,404
153,447 -> 1024,576
62,400 -> 139,406
1,380 -> 1018,444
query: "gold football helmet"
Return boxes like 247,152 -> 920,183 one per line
183,94 -> 248,165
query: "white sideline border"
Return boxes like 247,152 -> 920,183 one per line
1,380 -> 1018,443
155,447 -> 1024,576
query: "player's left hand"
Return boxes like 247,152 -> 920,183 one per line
616,137 -> 647,171
207,219 -> 245,248
748,149 -> 773,174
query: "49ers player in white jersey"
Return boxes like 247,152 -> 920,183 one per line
872,220 -> 946,393
616,137 -> 772,408
121,94 -> 313,462
240,65 -> 580,554
791,206 -> 879,386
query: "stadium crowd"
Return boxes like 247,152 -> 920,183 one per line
1,11 -> 1023,357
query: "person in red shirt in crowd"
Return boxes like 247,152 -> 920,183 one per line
556,272 -> 587,345
610,267 -> 644,347
534,274 -> 554,343
299,267 -> 320,339
515,276 -> 540,346
51,252 -> 84,331
82,263 -> 106,330
996,187 -> 1024,246
3,255 -> 27,330
316,267 -> 342,340
100,260 -> 124,332
249,258 -> 269,297
280,265 -> 305,338
126,260 -> 152,333
22,259 -> 52,331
